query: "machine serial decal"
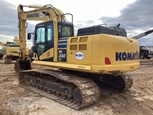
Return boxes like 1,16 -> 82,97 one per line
58,49 -> 66,62
116,51 -> 139,61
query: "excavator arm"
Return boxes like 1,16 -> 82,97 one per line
17,4 -> 73,59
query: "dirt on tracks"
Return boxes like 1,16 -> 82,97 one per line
0,60 -> 153,115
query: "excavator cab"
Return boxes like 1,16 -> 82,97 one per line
15,19 -> 74,73
27,20 -> 74,60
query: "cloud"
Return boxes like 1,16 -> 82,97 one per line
99,0 -> 153,37
0,34 -> 14,43
2,0 -> 153,46
74,20 -> 96,34
0,0 -> 35,42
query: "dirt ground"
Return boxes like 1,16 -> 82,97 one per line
0,59 -> 153,115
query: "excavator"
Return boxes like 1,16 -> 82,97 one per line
0,42 -> 6,59
4,36 -> 30,64
14,4 -> 153,109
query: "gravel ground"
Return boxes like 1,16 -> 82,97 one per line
0,60 -> 153,115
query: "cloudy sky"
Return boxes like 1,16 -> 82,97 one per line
1,0 -> 153,48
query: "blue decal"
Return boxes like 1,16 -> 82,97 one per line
58,37 -> 68,48
75,54 -> 84,57
116,51 -> 139,61
74,52 -> 84,60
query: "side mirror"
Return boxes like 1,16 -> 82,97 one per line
27,33 -> 33,40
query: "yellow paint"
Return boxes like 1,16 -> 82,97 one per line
32,34 -> 140,74
17,4 -> 140,74
39,48 -> 54,60
32,61 -> 91,72
6,36 -> 30,57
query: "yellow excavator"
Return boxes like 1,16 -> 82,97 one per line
0,42 -> 6,59
4,36 -> 30,64
14,4 -> 153,109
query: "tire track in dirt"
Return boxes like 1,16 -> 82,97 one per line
119,92 -> 153,115
109,97 -> 135,115
127,65 -> 153,115
136,76 -> 153,114
138,77 -> 153,95
99,88 -> 143,115
104,65 -> 153,115
104,91 -> 147,115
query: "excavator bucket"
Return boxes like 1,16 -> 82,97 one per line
14,59 -> 31,73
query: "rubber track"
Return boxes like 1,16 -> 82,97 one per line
19,69 -> 100,110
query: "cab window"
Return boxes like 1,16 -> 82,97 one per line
47,25 -> 53,41
36,27 -> 45,43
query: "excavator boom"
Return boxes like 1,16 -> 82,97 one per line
18,4 -> 67,21
132,29 -> 153,39
17,4 -> 73,59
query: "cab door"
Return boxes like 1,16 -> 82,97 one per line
33,21 -> 54,61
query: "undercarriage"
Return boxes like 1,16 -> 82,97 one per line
18,69 -> 100,109
17,68 -> 133,109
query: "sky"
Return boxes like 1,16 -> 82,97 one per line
0,0 -> 153,48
